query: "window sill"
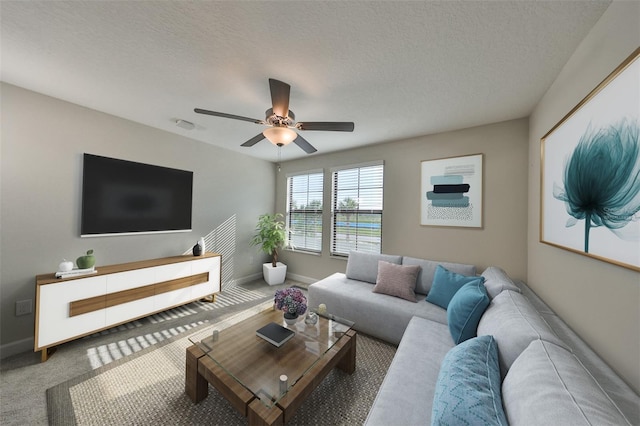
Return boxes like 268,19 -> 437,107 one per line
284,248 -> 322,257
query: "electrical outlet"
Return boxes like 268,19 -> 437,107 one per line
16,299 -> 32,316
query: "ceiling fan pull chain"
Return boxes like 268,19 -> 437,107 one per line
277,145 -> 282,172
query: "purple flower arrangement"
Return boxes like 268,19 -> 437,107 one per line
274,287 -> 307,316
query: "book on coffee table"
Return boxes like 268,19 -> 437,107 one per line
256,322 -> 295,347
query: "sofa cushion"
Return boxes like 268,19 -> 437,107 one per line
481,266 -> 521,299
365,317 -> 454,426
308,273 -> 447,345
447,280 -> 490,344
372,261 -> 419,302
345,251 -> 402,284
432,335 -> 508,426
502,340 -> 632,425
541,312 -> 640,425
477,289 -> 570,375
402,256 -> 476,295
426,265 -> 484,309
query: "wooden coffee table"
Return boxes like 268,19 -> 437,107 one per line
185,306 -> 356,425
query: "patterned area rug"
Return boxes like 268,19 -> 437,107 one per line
47,301 -> 396,425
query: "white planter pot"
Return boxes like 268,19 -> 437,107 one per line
263,262 -> 287,286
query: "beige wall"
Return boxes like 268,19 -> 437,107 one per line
277,118 -> 529,283
0,84 -> 275,354
528,2 -> 640,393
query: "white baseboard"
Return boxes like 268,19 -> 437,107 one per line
231,272 -> 317,287
231,272 -> 264,286
286,273 -> 317,285
0,336 -> 33,360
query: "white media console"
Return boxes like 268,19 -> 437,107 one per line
35,253 -> 221,361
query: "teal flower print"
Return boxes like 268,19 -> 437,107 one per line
553,119 -> 640,253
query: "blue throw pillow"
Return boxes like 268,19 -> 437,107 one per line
432,335 -> 508,426
426,265 -> 484,309
447,280 -> 490,344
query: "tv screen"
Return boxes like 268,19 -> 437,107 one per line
81,154 -> 193,237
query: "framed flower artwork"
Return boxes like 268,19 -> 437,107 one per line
540,47 -> 640,271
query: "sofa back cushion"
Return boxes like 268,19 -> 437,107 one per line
345,251 -> 402,284
372,261 -> 420,302
481,266 -> 521,299
402,256 -> 476,295
432,335 -> 508,426
502,340 -> 631,425
477,290 -> 570,376
426,265 -> 484,309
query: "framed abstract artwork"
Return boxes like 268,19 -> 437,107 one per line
541,47 -> 640,271
420,153 -> 483,228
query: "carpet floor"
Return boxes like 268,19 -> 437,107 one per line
1,280 -> 295,425
47,301 -> 396,425
1,280 -> 397,425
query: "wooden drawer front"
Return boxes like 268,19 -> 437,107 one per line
154,263 -> 190,312
37,275 -> 107,348
154,287 -> 192,311
190,257 -> 218,274
191,281 -> 214,300
106,268 -> 156,293
69,295 -> 107,317
153,273 -> 208,295
104,282 -> 156,327
153,273 -> 208,311
72,273 -> 208,317
191,256 -> 220,299
106,296 -> 155,327
154,262 -> 193,283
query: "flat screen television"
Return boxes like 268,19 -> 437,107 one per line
81,154 -> 193,237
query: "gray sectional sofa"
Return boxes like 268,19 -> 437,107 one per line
307,251 -> 640,425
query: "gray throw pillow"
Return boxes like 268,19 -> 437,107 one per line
372,261 -> 420,302
345,251 -> 402,284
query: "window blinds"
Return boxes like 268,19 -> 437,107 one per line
331,163 -> 384,256
286,172 -> 323,253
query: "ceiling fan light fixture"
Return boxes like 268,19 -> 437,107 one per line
263,126 -> 297,146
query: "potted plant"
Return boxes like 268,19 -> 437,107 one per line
274,287 -> 307,324
251,213 -> 287,285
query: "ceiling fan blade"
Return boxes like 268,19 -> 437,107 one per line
241,133 -> 266,147
269,78 -> 290,118
293,134 -> 317,154
296,122 -> 355,132
194,108 -> 262,124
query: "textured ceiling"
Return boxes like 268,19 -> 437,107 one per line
1,1 -> 611,162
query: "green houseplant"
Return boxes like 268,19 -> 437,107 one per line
251,213 -> 287,285
251,213 -> 286,266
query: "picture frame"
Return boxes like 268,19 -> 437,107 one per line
540,47 -> 640,272
420,153 -> 483,228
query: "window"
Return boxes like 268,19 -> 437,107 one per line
286,171 -> 324,253
331,162 -> 384,256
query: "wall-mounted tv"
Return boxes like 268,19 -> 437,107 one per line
81,154 -> 193,237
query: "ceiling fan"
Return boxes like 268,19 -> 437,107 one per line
195,78 -> 354,154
